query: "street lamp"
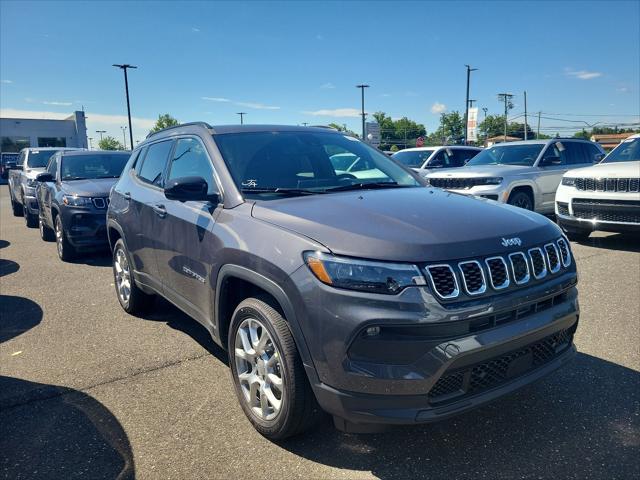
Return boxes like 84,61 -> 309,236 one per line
356,84 -> 370,140
464,65 -> 478,145
121,126 -> 128,150
96,130 -> 106,141
237,112 -> 247,125
112,64 -> 137,150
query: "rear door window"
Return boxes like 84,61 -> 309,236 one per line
137,141 -> 173,187
541,142 -> 568,165
564,142 -> 587,164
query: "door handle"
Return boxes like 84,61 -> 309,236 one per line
153,204 -> 167,218
122,191 -> 131,201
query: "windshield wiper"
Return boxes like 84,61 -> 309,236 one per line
324,181 -> 410,192
241,187 -> 325,196
62,176 -> 88,181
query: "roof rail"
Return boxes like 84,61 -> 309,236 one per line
146,121 -> 213,139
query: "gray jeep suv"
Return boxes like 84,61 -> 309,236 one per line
107,123 -> 579,439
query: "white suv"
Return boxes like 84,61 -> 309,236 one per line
556,134 -> 640,240
391,146 -> 481,176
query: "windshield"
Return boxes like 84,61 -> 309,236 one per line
215,131 -> 420,198
60,153 -> 130,180
391,150 -> 435,168
602,137 -> 640,163
27,150 -> 57,168
466,144 -> 544,167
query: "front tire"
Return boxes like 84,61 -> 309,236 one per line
228,297 -> 321,439
507,190 -> 534,211
55,215 -> 76,261
39,217 -> 55,241
112,238 -> 154,314
22,195 -> 38,227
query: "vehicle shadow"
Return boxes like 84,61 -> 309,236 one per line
0,258 -> 19,277
139,297 -> 229,366
0,294 -> 42,343
72,250 -> 113,267
576,233 -> 640,253
0,376 -> 135,480
0,239 -> 10,249
278,353 -> 639,479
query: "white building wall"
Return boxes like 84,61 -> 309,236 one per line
0,111 -> 88,151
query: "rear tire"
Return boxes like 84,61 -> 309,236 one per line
507,190 -> 534,211
228,297 -> 322,439
55,215 -> 76,261
112,238 -> 155,314
39,217 -> 55,241
10,193 -> 23,217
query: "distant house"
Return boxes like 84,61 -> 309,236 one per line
590,133 -> 631,151
485,135 -> 521,147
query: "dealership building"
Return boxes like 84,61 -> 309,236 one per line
0,111 -> 88,156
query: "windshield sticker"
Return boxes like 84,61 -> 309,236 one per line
242,179 -> 257,188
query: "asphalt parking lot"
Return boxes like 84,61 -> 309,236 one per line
1,186 -> 639,480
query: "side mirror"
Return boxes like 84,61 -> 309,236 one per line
164,176 -> 218,203
36,172 -> 55,182
595,153 -> 605,163
541,155 -> 562,166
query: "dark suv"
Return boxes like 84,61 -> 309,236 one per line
107,123 -> 579,439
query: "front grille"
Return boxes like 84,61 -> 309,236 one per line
528,248 -> 547,279
429,177 -> 485,190
458,261 -> 486,295
544,243 -> 561,273
485,257 -> 509,289
508,252 -> 530,284
574,177 -> 640,193
556,201 -> 569,216
429,328 -> 573,402
92,197 -> 109,209
557,239 -> 571,267
426,265 -> 459,299
572,198 -> 640,224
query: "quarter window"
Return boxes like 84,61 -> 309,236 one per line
167,138 -> 218,195
137,141 -> 173,186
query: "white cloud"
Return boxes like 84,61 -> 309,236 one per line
43,101 -> 73,106
191,27 -> 201,32
565,69 -> 602,80
320,82 -> 335,89
1,79 -> 12,84
302,108 -> 361,118
380,93 -> 391,97
617,86 -> 630,93
236,101 -> 280,110
202,96 -> 231,102
430,102 -> 447,114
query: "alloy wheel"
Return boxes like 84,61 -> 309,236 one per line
55,219 -> 64,257
234,318 -> 285,421
114,247 -> 131,304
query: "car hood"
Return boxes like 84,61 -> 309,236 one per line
61,178 -> 118,197
426,164 -> 536,178
564,161 -> 640,178
251,187 -> 561,262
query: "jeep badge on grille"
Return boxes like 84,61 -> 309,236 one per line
501,237 -> 522,247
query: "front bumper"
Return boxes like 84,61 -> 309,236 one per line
61,208 -> 109,250
440,184 -> 507,202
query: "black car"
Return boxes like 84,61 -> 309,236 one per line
36,150 -> 130,261
107,123 -> 578,439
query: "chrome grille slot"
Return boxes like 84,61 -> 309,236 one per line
426,265 -> 459,299
528,248 -> 547,279
618,178 -> 629,192
458,260 -> 486,295
508,252 -> 530,285
631,178 -> 640,192
544,243 -> 561,273
557,239 -> 571,267
485,257 -> 509,290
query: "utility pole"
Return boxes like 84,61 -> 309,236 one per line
524,91 -> 528,140
96,130 -> 106,141
464,65 -> 478,145
356,84 -> 370,140
497,93 -> 514,141
112,64 -> 137,150
302,122 -> 308,126
121,126 -> 128,150
88,137 -> 93,150
537,111 -> 541,139
468,99 -> 476,108
236,112 -> 246,124
482,107 -> 488,143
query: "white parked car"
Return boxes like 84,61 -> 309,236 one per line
392,146 -> 481,176
555,133 -> 640,240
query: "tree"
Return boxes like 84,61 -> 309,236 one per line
426,111 -> 465,145
390,144 -> 399,152
373,111 -> 426,149
573,129 -> 590,140
478,115 -> 534,141
98,136 -> 124,150
327,122 -> 357,136
150,114 -> 179,134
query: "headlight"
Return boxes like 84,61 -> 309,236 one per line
561,177 -> 576,187
63,195 -> 91,207
477,177 -> 503,185
26,178 -> 38,187
303,251 -> 426,295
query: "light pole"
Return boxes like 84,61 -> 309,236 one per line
112,64 -> 137,150
482,107 -> 488,142
497,93 -> 514,140
237,112 -> 246,124
88,137 -> 93,150
96,130 -> 106,141
121,126 -> 128,150
356,84 -> 370,140
464,65 -> 478,145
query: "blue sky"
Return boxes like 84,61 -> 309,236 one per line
1,0 -> 639,144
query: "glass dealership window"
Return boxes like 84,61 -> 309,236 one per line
1,136 -> 30,152
38,137 -> 67,148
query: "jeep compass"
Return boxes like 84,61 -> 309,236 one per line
107,123 -> 579,439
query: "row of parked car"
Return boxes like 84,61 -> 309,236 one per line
4,124 -> 638,441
